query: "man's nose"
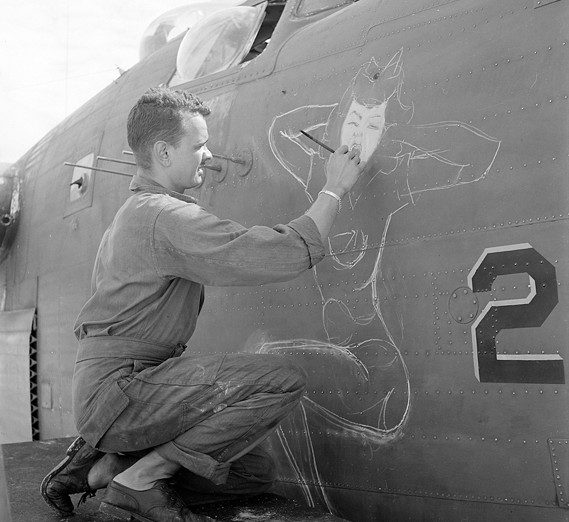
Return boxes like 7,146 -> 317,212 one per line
202,146 -> 213,163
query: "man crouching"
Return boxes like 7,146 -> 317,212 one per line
41,87 -> 363,521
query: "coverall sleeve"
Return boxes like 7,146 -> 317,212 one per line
153,202 -> 325,286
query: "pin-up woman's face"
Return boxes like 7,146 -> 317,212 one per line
340,98 -> 387,162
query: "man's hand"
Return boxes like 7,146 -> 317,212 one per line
323,145 -> 365,197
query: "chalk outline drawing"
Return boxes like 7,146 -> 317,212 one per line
263,49 -> 501,513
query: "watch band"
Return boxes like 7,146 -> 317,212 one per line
318,189 -> 342,212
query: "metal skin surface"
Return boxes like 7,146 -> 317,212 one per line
1,0 -> 568,520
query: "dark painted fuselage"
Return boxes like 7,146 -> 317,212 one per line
1,0 -> 568,520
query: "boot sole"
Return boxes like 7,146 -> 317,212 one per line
100,499 -> 215,522
39,437 -> 86,517
99,501 -> 153,521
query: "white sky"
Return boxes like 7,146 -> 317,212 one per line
0,0 -> 197,163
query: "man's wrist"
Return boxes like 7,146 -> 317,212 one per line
318,189 -> 342,213
322,185 -> 346,199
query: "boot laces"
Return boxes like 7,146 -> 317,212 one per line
76,486 -> 96,507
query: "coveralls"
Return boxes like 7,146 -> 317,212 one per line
72,174 -> 325,496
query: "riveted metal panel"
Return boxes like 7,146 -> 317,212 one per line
548,438 -> 569,508
0,309 -> 35,443
2,0 -> 568,518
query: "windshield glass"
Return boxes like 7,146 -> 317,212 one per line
172,4 -> 266,84
139,1 -> 244,61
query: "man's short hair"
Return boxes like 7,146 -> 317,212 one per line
127,87 -> 210,170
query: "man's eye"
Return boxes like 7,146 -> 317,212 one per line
368,125 -> 380,130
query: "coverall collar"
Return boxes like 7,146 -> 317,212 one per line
129,173 -> 198,204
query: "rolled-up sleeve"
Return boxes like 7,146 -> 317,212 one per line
153,202 -> 325,286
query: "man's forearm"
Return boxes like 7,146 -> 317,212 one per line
304,190 -> 343,242
304,144 -> 363,241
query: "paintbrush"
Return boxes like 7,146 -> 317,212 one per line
300,130 -> 335,153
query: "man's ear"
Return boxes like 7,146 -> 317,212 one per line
153,141 -> 171,167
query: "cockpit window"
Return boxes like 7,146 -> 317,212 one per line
170,5 -> 266,85
295,0 -> 354,17
139,2 -> 244,61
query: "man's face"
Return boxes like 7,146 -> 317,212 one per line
340,99 -> 387,162
167,112 -> 212,192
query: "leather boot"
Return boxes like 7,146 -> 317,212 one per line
100,479 -> 216,522
40,437 -> 104,516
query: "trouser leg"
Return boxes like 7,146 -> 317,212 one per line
176,442 -> 275,505
154,354 -> 306,480
98,354 -> 306,486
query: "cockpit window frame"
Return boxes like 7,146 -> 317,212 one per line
293,0 -> 355,18
171,4 -> 267,86
167,0 -> 285,89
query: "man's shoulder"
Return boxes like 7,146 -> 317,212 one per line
123,192 -> 207,235
110,193 -> 183,234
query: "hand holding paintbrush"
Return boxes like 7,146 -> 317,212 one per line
299,130 -> 335,153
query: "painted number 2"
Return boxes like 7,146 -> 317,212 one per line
468,244 -> 564,384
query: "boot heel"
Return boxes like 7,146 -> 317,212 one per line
66,437 -> 85,456
99,501 -> 134,520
